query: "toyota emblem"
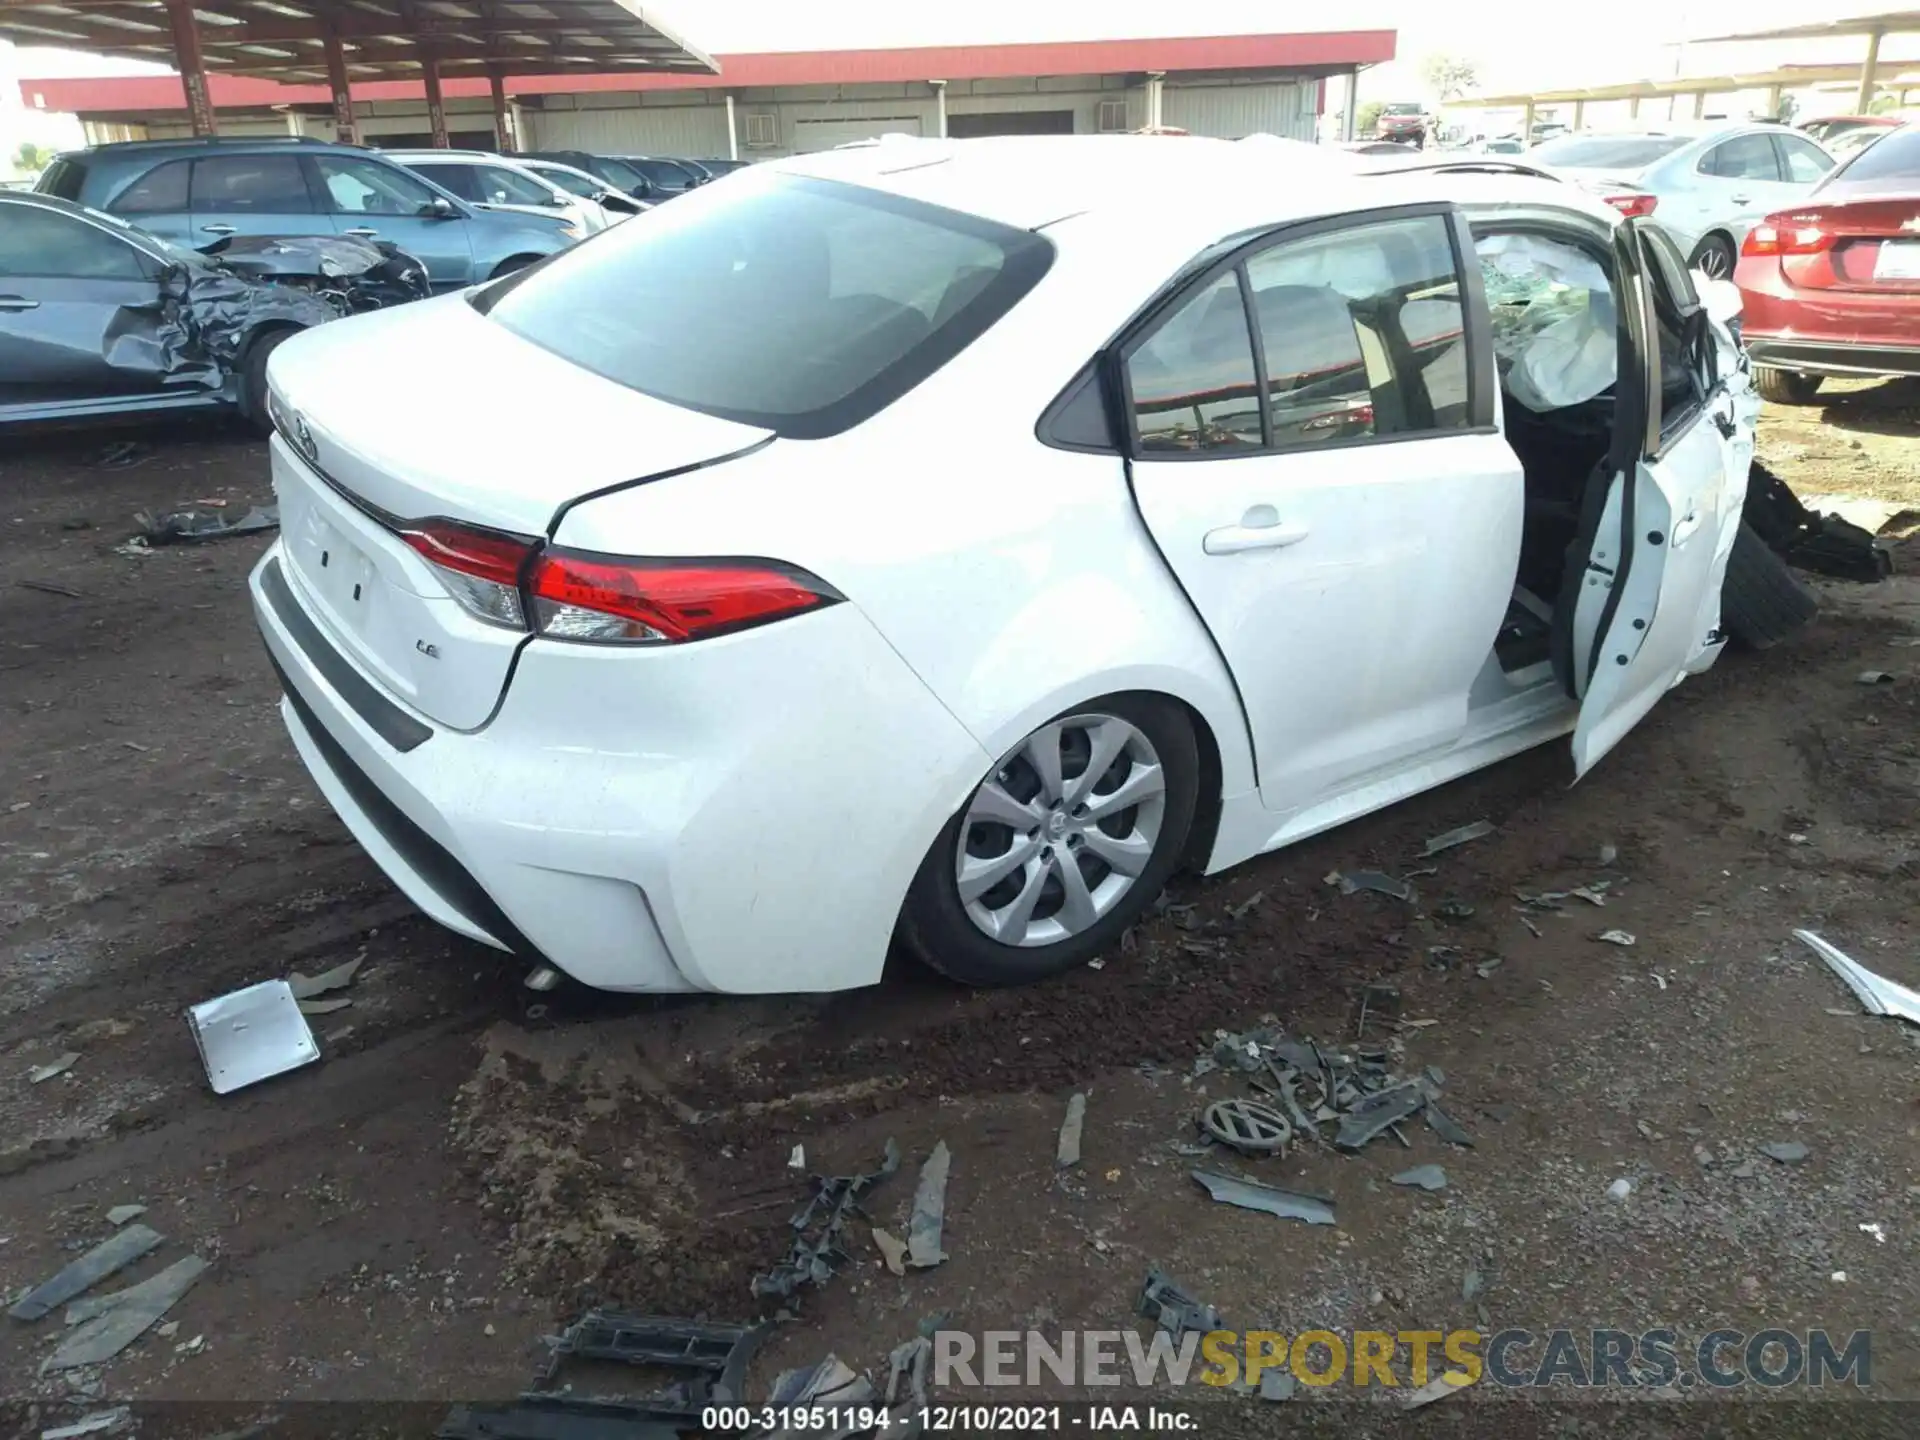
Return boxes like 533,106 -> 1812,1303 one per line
292,413 -> 319,466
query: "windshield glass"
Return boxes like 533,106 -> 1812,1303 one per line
623,158 -> 696,189
592,156 -> 645,189
1531,134 -> 1691,169
1823,126 -> 1920,192
1382,104 -> 1423,116
85,202 -> 210,267
473,165 -> 557,207
474,171 -> 1053,439
533,165 -> 601,198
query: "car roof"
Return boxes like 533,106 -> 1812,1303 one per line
766,135 -> 1616,242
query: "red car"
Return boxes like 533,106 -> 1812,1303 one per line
1735,122 -> 1920,403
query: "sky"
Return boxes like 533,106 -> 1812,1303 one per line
4,0 -> 1914,97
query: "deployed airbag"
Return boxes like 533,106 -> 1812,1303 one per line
1477,232 -> 1617,413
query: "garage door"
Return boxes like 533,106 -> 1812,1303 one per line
946,111 -> 1075,138
790,116 -> 923,153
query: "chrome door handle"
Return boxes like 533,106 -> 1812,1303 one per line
1203,507 -> 1310,555
1671,509 -> 1707,546
343,227 -> 379,237
200,223 -> 236,235
0,295 -> 40,312
1729,194 -> 1751,205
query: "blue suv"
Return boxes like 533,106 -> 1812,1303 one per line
37,137 -> 576,289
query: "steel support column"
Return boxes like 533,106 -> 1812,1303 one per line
725,93 -> 738,159
1857,27 -> 1885,115
321,20 -> 358,144
163,0 -> 217,136
489,70 -> 513,151
930,79 -> 947,137
422,50 -> 450,148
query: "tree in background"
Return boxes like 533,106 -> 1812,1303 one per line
1421,54 -> 1480,104
1356,100 -> 1385,136
14,142 -> 52,173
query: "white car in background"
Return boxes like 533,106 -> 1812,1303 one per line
253,137 -> 1779,998
1529,122 -> 1837,279
513,156 -> 647,225
382,149 -> 606,234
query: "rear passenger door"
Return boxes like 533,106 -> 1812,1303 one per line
188,153 -> 324,247
1122,204 -> 1524,821
1565,218 -> 1734,776
1690,133 -> 1795,242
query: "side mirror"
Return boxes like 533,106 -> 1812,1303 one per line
629,178 -> 654,199
424,194 -> 458,219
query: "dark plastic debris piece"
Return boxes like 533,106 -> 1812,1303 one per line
1334,1082 -> 1429,1151
8,1225 -> 164,1322
1136,1270 -> 1223,1339
1760,1141 -> 1810,1165
135,505 -> 279,546
1422,820 -> 1496,856
1190,1169 -> 1336,1225
1743,460 -> 1893,582
907,1141 -> 951,1270
752,1140 -> 900,1300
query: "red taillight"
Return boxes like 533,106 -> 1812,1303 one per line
1604,193 -> 1658,218
527,552 -> 840,644
398,518 -> 536,630
1742,214 -> 1834,257
392,517 -> 838,644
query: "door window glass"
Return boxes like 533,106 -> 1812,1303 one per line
189,155 -> 314,213
473,165 -> 556,206
1125,271 -> 1264,453
1638,227 -> 1711,434
1244,214 -> 1470,444
1700,135 -> 1781,181
1774,135 -> 1836,183
109,160 -> 190,215
313,155 -> 440,215
409,163 -> 480,201
0,207 -> 145,279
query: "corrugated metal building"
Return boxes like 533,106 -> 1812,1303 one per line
18,31 -> 1393,154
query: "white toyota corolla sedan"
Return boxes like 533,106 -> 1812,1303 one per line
252,136 -> 1769,994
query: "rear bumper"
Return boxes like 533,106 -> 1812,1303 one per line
1743,338 -> 1920,379
250,545 -> 991,994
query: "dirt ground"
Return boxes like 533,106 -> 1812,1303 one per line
1,381 -> 1917,1429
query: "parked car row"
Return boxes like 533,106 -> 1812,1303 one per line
8,134 -> 755,431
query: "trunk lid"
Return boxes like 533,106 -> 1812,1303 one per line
265,291 -> 773,536
1783,194 -> 1920,293
265,291 -> 772,731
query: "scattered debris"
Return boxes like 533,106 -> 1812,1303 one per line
1199,1098 -> 1292,1156
1228,890 -> 1266,920
764,1356 -> 878,1436
133,505 -> 280,546
1462,1267 -> 1486,1303
884,1335 -> 932,1418
9,1226 -> 165,1322
872,1228 -> 908,1277
1334,1081 -> 1429,1152
1405,1371 -> 1476,1408
1135,1270 -> 1223,1339
1475,957 -> 1505,979
1798,930 -> 1920,1025
29,1053 -> 80,1085
103,1207 -> 145,1228
1056,1094 -> 1087,1169
1607,1179 -> 1633,1201
788,1145 -> 806,1171
1190,1170 -> 1336,1226
1861,1223 -> 1886,1244
1761,1142 -> 1810,1165
1571,886 -> 1609,907
40,1409 -> 129,1440
1731,1159 -> 1758,1179
753,1140 -> 900,1299
1355,983 -> 1401,1038
92,441 -> 148,471
17,580 -> 85,600
1832,1271 -> 1848,1283
443,1312 -> 762,1439
1332,870 -> 1414,901
906,1142 -> 951,1270
1433,898 -> 1476,921
1743,461 -> 1894,582
188,980 -> 319,1095
287,953 -> 364,1000
1857,671 -> 1896,686
1596,930 -> 1637,947
43,1256 -> 208,1372
1259,1370 -> 1297,1401
296,997 -> 352,1016
1598,843 -> 1619,866
1422,820 -> 1495,856
1392,1165 -> 1448,1192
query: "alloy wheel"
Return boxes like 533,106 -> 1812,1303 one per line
955,713 -> 1167,948
1694,240 -> 1733,281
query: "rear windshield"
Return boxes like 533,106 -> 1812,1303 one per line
624,158 -> 696,189
1531,135 -> 1691,169
36,156 -> 86,200
1382,104 -> 1423,116
1823,126 -> 1920,192
590,157 -> 645,189
474,171 -> 1054,439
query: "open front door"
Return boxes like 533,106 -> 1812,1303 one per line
1564,217 -> 1734,778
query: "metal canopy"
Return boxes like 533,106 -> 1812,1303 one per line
1694,10 -> 1920,43
0,0 -> 718,84
1451,62 -> 1920,107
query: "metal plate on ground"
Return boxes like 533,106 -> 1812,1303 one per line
188,979 -> 319,1094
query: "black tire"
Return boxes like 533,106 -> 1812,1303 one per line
1688,233 -> 1737,283
239,326 -> 297,436
1722,518 -> 1818,651
1753,367 -> 1824,405
899,694 -> 1200,987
